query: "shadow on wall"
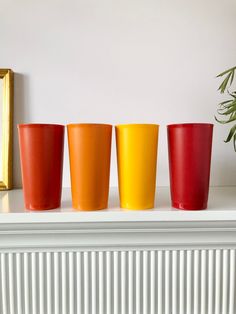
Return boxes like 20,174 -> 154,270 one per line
13,73 -> 31,188
214,154 -> 236,186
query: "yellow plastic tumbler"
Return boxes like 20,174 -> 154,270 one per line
115,124 -> 159,210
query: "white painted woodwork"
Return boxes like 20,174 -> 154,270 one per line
0,187 -> 236,313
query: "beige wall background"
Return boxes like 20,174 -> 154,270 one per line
0,0 -> 236,187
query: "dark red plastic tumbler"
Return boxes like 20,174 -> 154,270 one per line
167,123 -> 213,210
18,124 -> 65,210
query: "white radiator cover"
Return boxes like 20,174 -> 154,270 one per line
0,249 -> 235,314
1,188 -> 236,314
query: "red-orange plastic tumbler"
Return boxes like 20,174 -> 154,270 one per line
167,123 -> 213,210
18,124 -> 65,210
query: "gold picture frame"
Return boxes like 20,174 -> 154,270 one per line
0,69 -> 13,190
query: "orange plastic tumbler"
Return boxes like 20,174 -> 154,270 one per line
67,124 -> 112,210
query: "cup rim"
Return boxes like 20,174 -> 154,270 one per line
18,123 -> 64,128
116,123 -> 159,128
167,123 -> 214,128
67,123 -> 112,127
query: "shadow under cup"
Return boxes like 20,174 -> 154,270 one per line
18,124 -> 65,210
167,123 -> 213,210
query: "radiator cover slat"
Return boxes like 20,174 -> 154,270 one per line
0,249 -> 235,314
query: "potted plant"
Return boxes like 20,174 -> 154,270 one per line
215,66 -> 236,150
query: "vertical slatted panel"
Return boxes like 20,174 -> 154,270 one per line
128,251 -> 133,314
1,253 -> 8,314
229,249 -> 236,314
143,250 -> 148,314
39,252 -> 44,314
121,251 -> 126,314
83,252 -> 89,314
54,252 -> 60,314
98,251 -> 104,314
208,249 -> 214,314
179,250 -> 185,314
8,253 -> 14,314
135,250 -> 141,314
61,252 -> 67,314
186,249 -> 192,314
215,249 -> 221,314
106,251 -> 111,314
150,250 -> 155,314
31,252 -> 37,314
165,250 -> 170,314
157,250 -> 163,314
0,249 -> 235,313
193,250 -> 200,314
76,252 -> 82,314
16,253 -> 22,314
172,250 -> 178,314
69,252 -> 74,314
46,252 -> 52,314
201,250 -> 207,314
91,251 -> 96,314
113,251 -> 119,314
222,249 -> 229,314
23,253 -> 30,314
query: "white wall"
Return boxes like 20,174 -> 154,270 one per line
0,0 -> 236,187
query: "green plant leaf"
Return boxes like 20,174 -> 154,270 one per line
234,134 -> 236,152
218,105 -> 236,116
217,99 -> 236,114
215,114 -> 236,124
219,100 -> 233,105
217,66 -> 236,77
216,66 -> 236,151
224,124 -> 236,142
219,101 -> 235,111
230,69 -> 235,85
228,91 -> 236,99
219,104 -> 234,111
218,72 -> 232,93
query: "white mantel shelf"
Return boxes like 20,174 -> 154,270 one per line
0,187 -> 236,224
0,187 -> 236,252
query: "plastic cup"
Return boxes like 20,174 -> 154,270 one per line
167,123 -> 213,210
116,124 -> 159,210
18,124 -> 65,210
67,123 -> 112,210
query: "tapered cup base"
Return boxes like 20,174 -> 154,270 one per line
172,201 -> 207,210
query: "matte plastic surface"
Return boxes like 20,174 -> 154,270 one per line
167,123 -> 213,210
116,124 -> 159,210
18,124 -> 64,210
67,123 -> 112,211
